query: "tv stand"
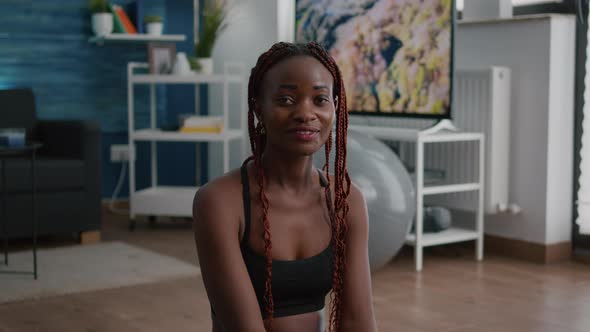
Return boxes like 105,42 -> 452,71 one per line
420,119 -> 459,135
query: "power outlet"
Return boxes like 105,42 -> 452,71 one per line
110,144 -> 130,162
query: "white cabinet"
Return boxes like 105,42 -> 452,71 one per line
349,124 -> 485,271
126,62 -> 246,220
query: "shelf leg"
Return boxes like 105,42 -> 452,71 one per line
128,219 -> 136,232
2,158 -> 7,266
476,135 -> 485,261
127,64 -> 137,224
148,215 -> 157,228
415,139 -> 424,272
223,140 -> 230,173
150,83 -> 157,188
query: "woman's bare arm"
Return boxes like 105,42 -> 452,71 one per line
193,180 -> 266,332
339,183 -> 378,331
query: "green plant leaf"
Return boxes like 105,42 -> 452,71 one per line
188,56 -> 202,71
195,0 -> 228,58
144,15 -> 163,23
88,0 -> 109,13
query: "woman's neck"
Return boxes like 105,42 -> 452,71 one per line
259,149 -> 316,194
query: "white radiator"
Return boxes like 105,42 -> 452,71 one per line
440,67 -> 511,214
362,67 -> 512,214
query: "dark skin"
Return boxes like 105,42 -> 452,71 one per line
193,56 -> 377,332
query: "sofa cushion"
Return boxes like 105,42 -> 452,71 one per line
0,157 -> 85,192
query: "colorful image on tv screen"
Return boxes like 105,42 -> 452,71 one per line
296,0 -> 454,117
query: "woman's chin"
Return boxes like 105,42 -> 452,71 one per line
286,144 -> 322,157
266,141 -> 324,158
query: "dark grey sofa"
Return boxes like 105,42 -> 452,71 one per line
0,87 -> 101,241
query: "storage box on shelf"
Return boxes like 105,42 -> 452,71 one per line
127,62 -> 246,223
349,124 -> 485,271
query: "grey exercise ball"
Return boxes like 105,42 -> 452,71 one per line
314,129 -> 416,272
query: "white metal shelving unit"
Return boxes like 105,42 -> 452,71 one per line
127,62 -> 246,220
349,124 -> 485,271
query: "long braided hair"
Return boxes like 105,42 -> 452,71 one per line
246,42 -> 351,331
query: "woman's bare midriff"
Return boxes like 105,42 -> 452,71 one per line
211,310 -> 324,332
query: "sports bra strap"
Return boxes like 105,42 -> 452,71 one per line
240,163 -> 252,246
317,170 -> 334,217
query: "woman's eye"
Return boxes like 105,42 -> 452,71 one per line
277,96 -> 294,105
316,96 -> 331,104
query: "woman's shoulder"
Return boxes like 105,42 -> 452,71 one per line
318,170 -> 365,204
318,170 -> 367,226
192,167 -> 244,219
319,169 -> 366,208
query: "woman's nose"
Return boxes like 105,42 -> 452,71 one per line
293,100 -> 317,122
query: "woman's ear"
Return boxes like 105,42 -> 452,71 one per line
330,96 -> 338,127
253,99 -> 264,122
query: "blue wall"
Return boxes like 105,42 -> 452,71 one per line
0,0 -> 199,198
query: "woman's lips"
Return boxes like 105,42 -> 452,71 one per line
288,128 -> 320,141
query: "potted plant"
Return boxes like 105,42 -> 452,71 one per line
192,0 -> 228,74
89,0 -> 113,37
144,15 -> 164,36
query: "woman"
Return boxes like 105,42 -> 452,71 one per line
193,42 -> 377,332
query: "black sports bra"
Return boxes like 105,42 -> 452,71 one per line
239,162 -> 334,319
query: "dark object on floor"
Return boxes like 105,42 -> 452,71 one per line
0,87 -> 101,241
411,206 -> 452,233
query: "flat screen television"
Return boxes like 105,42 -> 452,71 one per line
295,0 -> 455,119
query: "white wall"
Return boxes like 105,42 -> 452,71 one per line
207,0 -> 295,179
456,15 -> 576,245
545,16 -> 576,244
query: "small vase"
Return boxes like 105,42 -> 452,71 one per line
92,13 -> 113,37
196,58 -> 214,74
146,22 -> 163,35
173,52 -> 192,75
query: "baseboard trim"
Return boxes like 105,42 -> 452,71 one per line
101,199 -> 130,219
80,230 -> 101,244
101,199 -> 130,212
485,234 -> 572,263
573,249 -> 590,264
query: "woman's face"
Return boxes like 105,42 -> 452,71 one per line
257,55 -> 337,157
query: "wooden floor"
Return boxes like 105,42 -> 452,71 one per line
1,210 -> 590,332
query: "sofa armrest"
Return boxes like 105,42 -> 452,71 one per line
35,120 -> 100,160
35,119 -> 102,231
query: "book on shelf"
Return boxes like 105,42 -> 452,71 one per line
179,126 -> 223,134
108,4 -> 126,33
178,115 -> 224,133
125,0 -> 144,34
113,4 -> 138,34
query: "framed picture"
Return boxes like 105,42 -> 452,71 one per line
147,42 -> 176,74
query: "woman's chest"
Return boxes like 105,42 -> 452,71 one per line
245,192 -> 332,261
